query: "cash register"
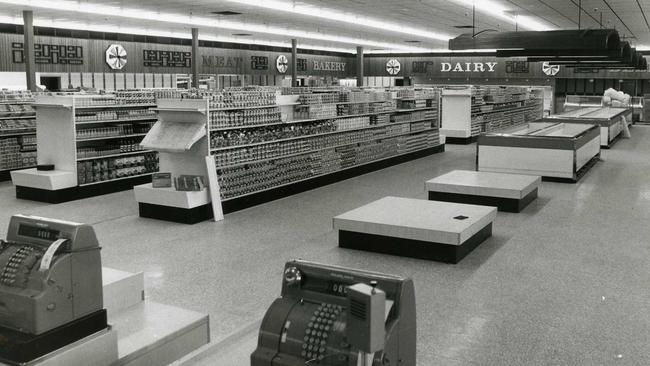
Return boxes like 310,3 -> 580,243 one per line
252,260 -> 416,366
0,215 -> 106,365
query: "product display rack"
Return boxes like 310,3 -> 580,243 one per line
135,98 -> 221,224
0,91 -> 36,182
212,88 -> 443,214
11,93 -> 159,203
441,86 -> 543,144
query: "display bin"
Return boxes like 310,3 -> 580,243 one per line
477,122 -> 601,183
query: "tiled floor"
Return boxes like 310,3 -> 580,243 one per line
1,127 -> 649,365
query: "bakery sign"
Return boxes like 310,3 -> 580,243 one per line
313,61 -> 346,72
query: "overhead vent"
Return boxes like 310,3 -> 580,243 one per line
232,33 -> 252,36
453,25 -> 475,29
211,11 -> 242,16
404,40 -> 421,43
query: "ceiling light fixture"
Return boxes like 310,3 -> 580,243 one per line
0,0 -> 436,52
447,0 -> 554,31
0,13 -> 357,53
221,0 -> 452,41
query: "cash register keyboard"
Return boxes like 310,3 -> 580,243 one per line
0,245 -> 40,287
302,302 -> 343,362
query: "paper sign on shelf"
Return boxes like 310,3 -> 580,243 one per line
140,121 -> 206,153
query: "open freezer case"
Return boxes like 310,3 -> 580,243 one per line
477,122 -> 601,183
542,107 -> 632,148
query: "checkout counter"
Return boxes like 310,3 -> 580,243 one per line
252,260 -> 416,366
478,122 -> 601,183
0,215 -> 107,365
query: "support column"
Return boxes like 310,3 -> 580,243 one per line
356,46 -> 364,87
291,39 -> 298,87
23,10 -> 36,91
191,28 -> 199,89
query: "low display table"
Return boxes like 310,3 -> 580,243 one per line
426,170 -> 541,213
333,196 -> 497,264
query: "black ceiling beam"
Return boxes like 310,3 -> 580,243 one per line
449,29 -> 621,51
513,42 -> 633,63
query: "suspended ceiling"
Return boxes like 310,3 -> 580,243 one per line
0,0 -> 648,53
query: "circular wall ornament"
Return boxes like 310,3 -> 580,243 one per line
106,44 -> 127,70
542,62 -> 560,76
276,55 -> 289,73
386,59 -> 401,75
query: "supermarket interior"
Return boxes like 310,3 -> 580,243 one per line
0,1 -> 649,365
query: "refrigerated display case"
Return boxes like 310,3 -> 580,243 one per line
477,122 -> 601,182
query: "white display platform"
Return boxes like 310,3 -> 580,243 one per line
134,183 -> 211,209
10,168 -> 77,190
426,170 -> 540,213
334,196 -> 496,245
426,170 -> 540,199
334,196 -> 496,263
0,328 -> 118,366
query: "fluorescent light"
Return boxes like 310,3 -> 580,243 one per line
637,45 -> 650,51
363,48 -> 498,54
222,0 -> 452,42
447,0 -> 554,31
0,13 -> 356,53
0,0 -> 434,51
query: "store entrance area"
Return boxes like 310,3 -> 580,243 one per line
2,127 -> 648,365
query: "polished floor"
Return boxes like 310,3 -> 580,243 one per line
1,127 -> 650,365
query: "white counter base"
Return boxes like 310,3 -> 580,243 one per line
134,183 -> 211,209
334,196 -> 496,263
112,301 -> 209,366
10,168 -> 76,190
102,268 -> 145,316
0,328 -> 118,366
5,268 -> 212,366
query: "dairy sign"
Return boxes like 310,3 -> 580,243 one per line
441,62 -> 498,72
411,60 -> 498,74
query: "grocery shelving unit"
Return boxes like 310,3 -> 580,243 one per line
211,88 -> 444,214
0,91 -> 36,182
441,86 -> 544,144
135,87 -> 445,223
11,93 -> 159,203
